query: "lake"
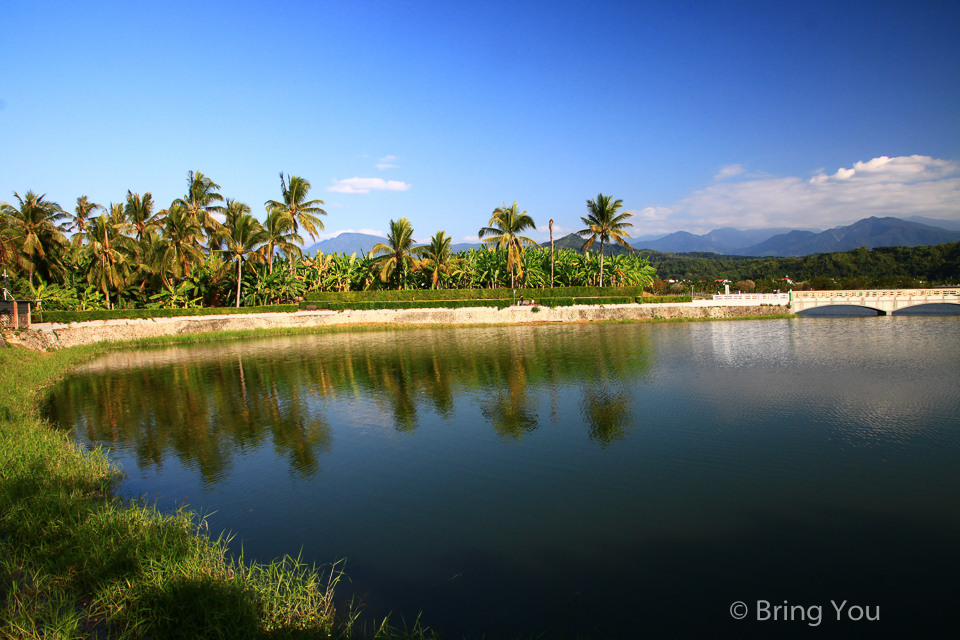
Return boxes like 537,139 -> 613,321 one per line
44,317 -> 960,638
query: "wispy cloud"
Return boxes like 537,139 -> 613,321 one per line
328,177 -> 411,194
376,155 -> 399,170
714,164 -> 745,180
647,155 -> 960,234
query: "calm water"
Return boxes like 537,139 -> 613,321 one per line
45,318 -> 960,638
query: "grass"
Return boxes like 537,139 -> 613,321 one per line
0,344 -> 439,639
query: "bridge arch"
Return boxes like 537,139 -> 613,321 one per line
796,304 -> 887,316
891,302 -> 960,315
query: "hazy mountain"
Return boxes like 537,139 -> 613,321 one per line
904,216 -> 960,232
304,232 -> 385,256
740,217 -> 960,257
451,242 -> 483,253
554,233 -> 636,255
634,227 -> 814,253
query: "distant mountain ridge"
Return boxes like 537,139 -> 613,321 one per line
633,217 -> 960,257
305,232 -> 385,256
634,227 -> 820,254
740,217 -> 960,256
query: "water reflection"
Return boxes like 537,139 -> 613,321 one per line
46,327 -> 654,481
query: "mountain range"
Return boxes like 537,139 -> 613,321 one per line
305,217 -> 960,259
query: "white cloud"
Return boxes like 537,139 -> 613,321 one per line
644,155 -> 960,234
807,155 -> 957,185
327,177 -> 411,194
376,155 -> 399,170
714,164 -> 745,180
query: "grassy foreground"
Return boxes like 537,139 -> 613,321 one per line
0,343 -> 438,639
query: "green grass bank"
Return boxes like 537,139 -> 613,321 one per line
0,342 -> 440,639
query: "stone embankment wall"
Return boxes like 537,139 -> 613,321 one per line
10,303 -> 791,351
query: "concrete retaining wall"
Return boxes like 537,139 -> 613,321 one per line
11,303 -> 792,351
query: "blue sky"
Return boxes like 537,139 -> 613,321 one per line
2,0 -> 958,244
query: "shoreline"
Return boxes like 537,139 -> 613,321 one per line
12,303 -> 793,351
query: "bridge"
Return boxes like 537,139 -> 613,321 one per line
789,288 -> 960,315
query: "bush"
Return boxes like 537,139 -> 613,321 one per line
637,295 -> 692,304
303,286 -> 650,303
297,295 -> 692,312
299,299 -> 512,311
41,305 -> 299,324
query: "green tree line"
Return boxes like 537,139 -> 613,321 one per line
1,175 -> 655,311
643,243 -> 960,290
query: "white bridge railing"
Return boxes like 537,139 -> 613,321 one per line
712,294 -> 790,301
692,293 -> 790,307
791,288 -> 960,299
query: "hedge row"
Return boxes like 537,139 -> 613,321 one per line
303,286 -> 649,303
298,295 -> 692,311
300,299 -> 513,311
40,305 -> 299,323
638,295 -> 692,304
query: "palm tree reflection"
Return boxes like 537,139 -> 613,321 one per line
45,326 -> 654,484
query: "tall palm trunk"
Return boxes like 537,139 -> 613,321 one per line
549,219 -> 554,288
236,259 -> 242,307
599,237 -> 605,287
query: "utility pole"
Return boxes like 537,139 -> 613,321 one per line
549,219 -> 554,288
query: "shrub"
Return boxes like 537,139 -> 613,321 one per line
41,305 -> 299,324
303,286 -> 650,304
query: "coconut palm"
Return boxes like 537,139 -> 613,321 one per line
264,173 -> 327,242
124,191 -> 157,241
371,218 -> 419,289
222,212 -> 268,307
478,201 -> 538,288
158,205 -> 206,287
70,196 -> 103,246
213,199 -> 250,252
173,170 -> 225,245
414,231 -> 456,289
0,191 -> 70,286
222,198 -> 250,230
261,209 -> 303,274
577,193 -> 634,287
82,212 -> 135,309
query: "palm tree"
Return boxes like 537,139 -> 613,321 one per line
222,212 -> 269,307
158,205 -> 206,287
478,201 -> 538,288
223,198 -> 250,230
261,209 -> 303,274
371,218 -> 419,289
577,193 -> 634,287
264,173 -> 327,242
124,191 -> 157,241
82,212 -> 133,309
414,231 -> 456,289
173,170 -> 225,245
70,196 -> 103,247
0,191 -> 69,286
